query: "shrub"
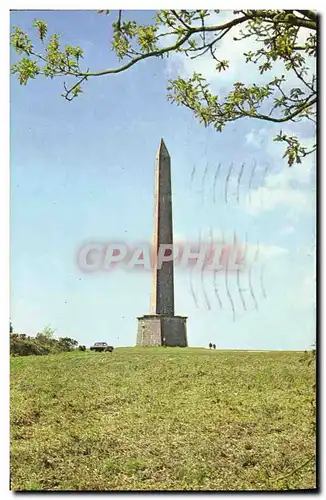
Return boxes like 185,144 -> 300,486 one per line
10,328 -> 79,357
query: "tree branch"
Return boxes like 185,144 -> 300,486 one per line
296,10 -> 317,22
239,96 -> 317,123
171,10 -> 191,30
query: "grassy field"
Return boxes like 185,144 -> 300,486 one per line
10,347 -> 316,491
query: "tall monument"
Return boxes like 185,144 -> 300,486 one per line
137,139 -> 188,347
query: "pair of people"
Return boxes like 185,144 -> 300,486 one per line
209,343 -> 216,350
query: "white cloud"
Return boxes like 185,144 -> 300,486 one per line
248,185 -> 312,215
257,243 -> 288,261
162,10 -> 315,95
245,123 -> 316,158
280,225 -> 295,235
245,128 -> 269,148
242,242 -> 288,267
244,132 -> 315,216
267,164 -> 314,189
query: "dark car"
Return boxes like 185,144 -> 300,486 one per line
90,342 -> 114,352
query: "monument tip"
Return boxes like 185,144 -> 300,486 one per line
157,138 -> 170,158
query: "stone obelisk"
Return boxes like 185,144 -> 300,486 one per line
150,139 -> 174,316
136,139 -> 188,347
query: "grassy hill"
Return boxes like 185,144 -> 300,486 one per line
10,347 -> 316,491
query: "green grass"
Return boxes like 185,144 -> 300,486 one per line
10,347 -> 316,491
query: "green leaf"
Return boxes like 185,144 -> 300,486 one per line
32,20 -> 48,42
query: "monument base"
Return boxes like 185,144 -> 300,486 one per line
136,315 -> 188,347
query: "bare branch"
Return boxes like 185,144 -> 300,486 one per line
171,10 -> 191,30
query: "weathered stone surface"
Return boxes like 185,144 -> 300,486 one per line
137,315 -> 161,346
137,315 -> 188,347
150,139 -> 174,316
161,316 -> 188,347
137,139 -> 188,347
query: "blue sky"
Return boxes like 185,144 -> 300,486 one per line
10,10 -> 316,349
